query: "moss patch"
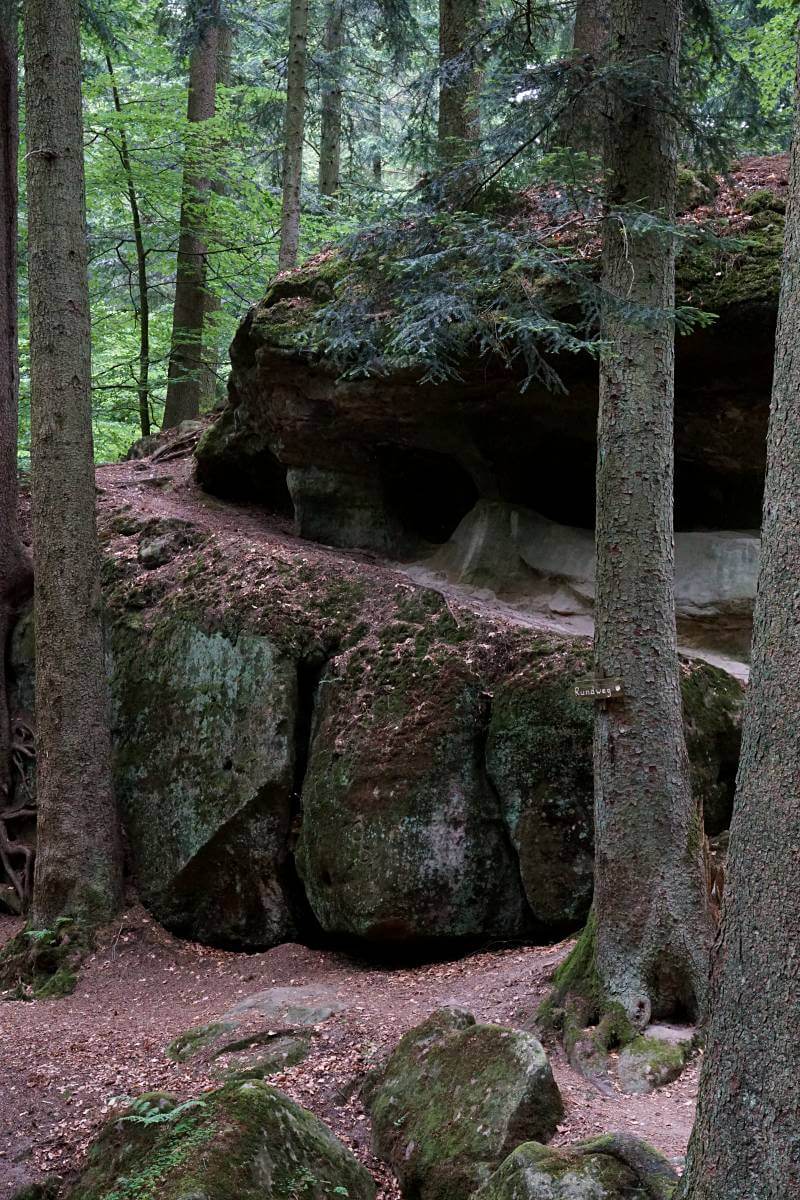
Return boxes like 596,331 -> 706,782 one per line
67,1082 -> 375,1200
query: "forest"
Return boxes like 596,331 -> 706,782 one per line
1,0 -> 799,1197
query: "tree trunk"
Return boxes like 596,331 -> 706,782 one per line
678,25 -> 800,1199
162,1 -> 220,429
318,0 -> 344,196
592,0 -> 713,1026
437,0 -> 482,169
556,0 -> 609,153
104,52 -> 151,439
371,99 -> 383,188
278,0 -> 309,270
25,0 -> 122,927
0,0 -> 33,908
200,18 -> 233,411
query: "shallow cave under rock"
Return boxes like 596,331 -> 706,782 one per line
196,290 -> 772,665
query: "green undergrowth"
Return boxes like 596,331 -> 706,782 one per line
0,917 -> 84,1001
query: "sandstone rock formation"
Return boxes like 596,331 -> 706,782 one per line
6,503 -> 743,949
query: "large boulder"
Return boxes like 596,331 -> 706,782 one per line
66,1083 -> 376,1200
296,630 -> 533,944
367,1008 -> 563,1200
473,1136 -> 678,1200
110,616 -> 301,948
424,499 -> 759,657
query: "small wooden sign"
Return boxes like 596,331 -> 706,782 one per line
574,676 -> 625,701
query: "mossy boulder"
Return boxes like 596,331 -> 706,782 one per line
473,1136 -> 678,1200
296,641 -> 532,944
110,617 -> 300,948
616,1028 -> 694,1095
485,660 -> 742,929
486,664 -> 595,927
66,1083 -> 376,1200
367,1008 -> 563,1200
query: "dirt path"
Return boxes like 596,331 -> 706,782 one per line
0,908 -> 698,1199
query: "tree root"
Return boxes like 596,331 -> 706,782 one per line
572,1134 -> 678,1199
0,717 -> 36,911
537,910 -> 637,1081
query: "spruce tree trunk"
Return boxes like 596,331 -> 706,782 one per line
557,0 -> 609,153
104,52 -> 151,439
318,0 -> 344,196
678,26 -> 800,1199
200,18 -> 233,410
278,0 -> 309,270
25,0 -> 122,927
162,1 -> 220,429
0,0 -> 32,906
593,0 -> 712,1025
438,0 -> 481,170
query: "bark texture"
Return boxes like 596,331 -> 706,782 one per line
278,0 -> 309,270
162,1 -> 220,429
0,0 -> 32,907
678,27 -> 800,1199
593,0 -> 712,1025
25,0 -> 122,926
438,0 -> 482,170
105,52 -> 151,438
318,0 -> 344,196
557,0 -> 609,153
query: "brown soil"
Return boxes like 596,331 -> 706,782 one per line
0,907 -> 698,1199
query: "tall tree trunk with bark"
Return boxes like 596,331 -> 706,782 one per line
162,1 -> 220,429
278,0 -> 309,270
318,0 -> 344,196
591,0 -> 713,1026
25,0 -> 122,927
556,0 -> 609,153
200,18 -> 233,410
438,0 -> 482,171
678,24 -> 800,1199
0,0 -> 32,909
104,52 -> 151,439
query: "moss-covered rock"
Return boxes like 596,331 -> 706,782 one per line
486,664 -> 594,928
616,1029 -> 694,1095
66,1082 -> 376,1200
473,1135 -> 678,1200
367,1008 -> 563,1200
296,637 -> 532,944
110,617 -> 300,948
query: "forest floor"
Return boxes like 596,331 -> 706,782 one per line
0,907 -> 699,1199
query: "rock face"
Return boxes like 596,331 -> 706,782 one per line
195,183 -> 783,575
110,618 -> 301,948
65,1083 -> 376,1200
423,500 -> 759,657
368,1009 -> 563,1200
473,1136 -> 678,1200
6,509 -> 744,948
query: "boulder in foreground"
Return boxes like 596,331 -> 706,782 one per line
473,1135 -> 678,1200
367,1008 -> 563,1200
66,1082 -> 375,1200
